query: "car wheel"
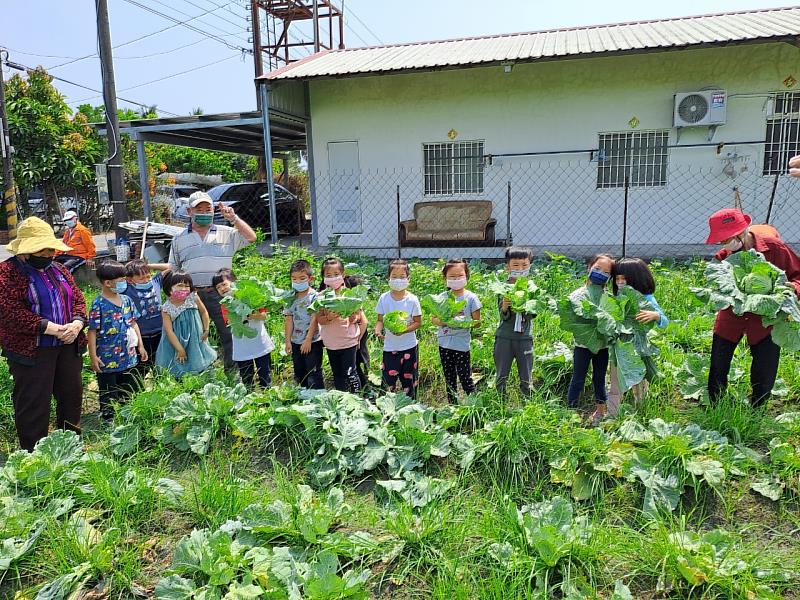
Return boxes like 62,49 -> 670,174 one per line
285,210 -> 302,236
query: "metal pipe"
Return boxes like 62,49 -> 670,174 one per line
622,175 -> 629,257
487,140 -> 767,160
312,0 -> 320,53
259,82 -> 280,245
134,135 -> 152,220
766,174 -> 780,223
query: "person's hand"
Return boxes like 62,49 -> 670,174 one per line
348,313 -> 360,324
90,355 -> 105,373
789,155 -> 800,178
636,310 -> 660,323
431,316 -> 444,327
176,347 -> 187,364
249,310 -> 266,321
300,339 -> 312,354
201,328 -> 209,342
44,322 -> 66,337
218,202 -> 237,222
284,340 -> 292,355
374,325 -> 385,340
139,347 -> 149,363
56,321 -> 82,344
501,298 -> 511,312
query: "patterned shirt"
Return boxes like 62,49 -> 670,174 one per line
123,272 -> 163,336
167,224 -> 250,287
89,295 -> 140,372
283,290 -> 320,345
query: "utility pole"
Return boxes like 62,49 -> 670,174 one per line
313,0 -> 320,52
0,49 -> 18,241
96,0 -> 128,237
251,0 -> 264,85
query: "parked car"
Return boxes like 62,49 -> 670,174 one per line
173,182 -> 304,236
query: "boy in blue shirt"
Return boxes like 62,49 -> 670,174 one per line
123,259 -> 170,384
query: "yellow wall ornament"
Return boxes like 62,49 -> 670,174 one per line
628,116 -> 640,129
447,129 -> 458,140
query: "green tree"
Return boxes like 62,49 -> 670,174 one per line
3,68 -> 103,220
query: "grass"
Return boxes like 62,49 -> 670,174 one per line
2,247 -> 800,598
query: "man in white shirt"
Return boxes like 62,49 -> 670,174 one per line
168,192 -> 257,371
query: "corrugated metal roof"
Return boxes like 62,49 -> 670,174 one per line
266,6 -> 800,80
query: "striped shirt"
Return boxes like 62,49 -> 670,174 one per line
167,224 -> 250,287
20,259 -> 76,348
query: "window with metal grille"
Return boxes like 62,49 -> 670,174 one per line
596,131 -> 669,188
423,141 -> 484,195
763,92 -> 800,175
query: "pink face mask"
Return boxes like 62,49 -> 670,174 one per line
171,289 -> 190,301
324,275 -> 344,290
446,277 -> 467,290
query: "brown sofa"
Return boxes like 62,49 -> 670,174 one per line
399,200 -> 497,247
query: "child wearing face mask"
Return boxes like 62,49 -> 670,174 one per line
606,257 -> 668,417
566,254 -> 615,426
433,258 -> 482,403
123,259 -> 171,383
313,257 -> 367,392
495,246 -> 535,396
155,270 -> 217,378
88,260 -> 147,423
374,259 -> 423,398
284,259 -> 325,389
213,268 -> 274,390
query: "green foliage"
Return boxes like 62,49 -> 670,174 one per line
420,292 -> 472,328
383,310 -> 410,335
308,286 -> 368,318
486,276 -> 552,314
221,278 -> 293,339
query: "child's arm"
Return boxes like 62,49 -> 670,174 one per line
316,308 -> 334,325
357,310 -> 368,340
499,296 -> 512,320
404,315 -> 422,334
87,329 -> 104,372
147,263 -> 171,272
133,320 -> 148,363
373,313 -> 384,340
470,308 -> 482,329
284,314 -> 294,353
300,313 -> 318,354
195,295 -> 211,341
162,312 -> 187,363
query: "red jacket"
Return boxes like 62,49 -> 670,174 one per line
713,233 -> 800,345
0,258 -> 87,365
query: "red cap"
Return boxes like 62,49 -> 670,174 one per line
705,208 -> 752,244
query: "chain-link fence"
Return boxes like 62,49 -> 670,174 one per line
309,155 -> 800,260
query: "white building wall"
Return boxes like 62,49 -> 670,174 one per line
307,43 -> 800,255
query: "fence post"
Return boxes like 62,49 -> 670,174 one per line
396,184 -> 401,259
622,175 -> 629,257
766,174 -> 779,224
506,181 -> 513,246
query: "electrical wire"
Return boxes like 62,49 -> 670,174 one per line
345,4 -> 383,44
116,53 -> 240,92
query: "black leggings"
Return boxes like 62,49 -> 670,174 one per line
567,346 -> 609,407
291,340 -> 325,389
326,346 -> 361,393
709,334 -> 780,407
439,347 -> 475,403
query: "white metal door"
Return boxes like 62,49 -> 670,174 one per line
328,141 -> 362,233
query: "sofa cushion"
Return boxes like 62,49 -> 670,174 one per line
405,230 -> 435,241
413,201 -> 493,233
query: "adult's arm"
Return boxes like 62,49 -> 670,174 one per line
231,214 -> 257,244
58,263 -> 88,324
81,227 -> 97,259
0,261 -> 52,335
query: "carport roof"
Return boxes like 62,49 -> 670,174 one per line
93,110 -> 306,155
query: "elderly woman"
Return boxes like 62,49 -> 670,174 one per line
0,217 -> 88,451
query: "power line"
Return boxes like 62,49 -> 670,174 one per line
115,38 -> 210,59
120,0 -> 252,54
174,0 -> 249,31
148,0 -> 250,41
345,5 -> 383,45
117,53 -> 240,92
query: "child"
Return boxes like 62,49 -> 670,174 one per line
123,259 -> 170,385
432,258 -> 482,403
213,268 -> 274,389
88,260 -> 148,423
494,246 -> 535,396
606,257 -> 669,416
374,259 -> 423,398
345,274 -> 370,390
284,259 -> 325,389
566,254 -> 615,426
313,257 -> 367,393
155,270 -> 217,378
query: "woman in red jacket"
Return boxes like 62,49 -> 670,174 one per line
705,208 -> 800,407
0,217 -> 88,451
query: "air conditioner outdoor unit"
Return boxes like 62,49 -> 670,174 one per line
673,90 -> 727,127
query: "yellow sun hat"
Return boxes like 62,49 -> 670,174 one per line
5,217 -> 72,255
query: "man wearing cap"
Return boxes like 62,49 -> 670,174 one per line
54,210 -> 97,272
0,217 -> 88,451
705,208 -> 800,407
167,191 -> 257,370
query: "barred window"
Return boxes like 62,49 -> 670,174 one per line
596,131 -> 669,188
763,92 -> 800,175
423,141 -> 484,195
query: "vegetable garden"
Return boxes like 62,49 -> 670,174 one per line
1,243 -> 799,599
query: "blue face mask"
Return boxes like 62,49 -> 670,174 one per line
134,281 -> 153,291
588,269 -> 610,286
292,281 -> 310,292
113,281 -> 128,293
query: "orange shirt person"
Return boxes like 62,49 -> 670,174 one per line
55,211 -> 96,271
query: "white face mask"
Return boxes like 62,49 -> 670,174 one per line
509,268 -> 530,279
722,237 -> 743,253
446,277 -> 467,290
389,278 -> 409,291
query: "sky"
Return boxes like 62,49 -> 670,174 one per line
1,0 -> 793,117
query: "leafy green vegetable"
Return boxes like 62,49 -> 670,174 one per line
420,291 -> 471,328
383,310 -> 409,335
487,276 -> 551,314
691,249 -> 800,349
221,277 -> 292,339
308,286 -> 368,318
